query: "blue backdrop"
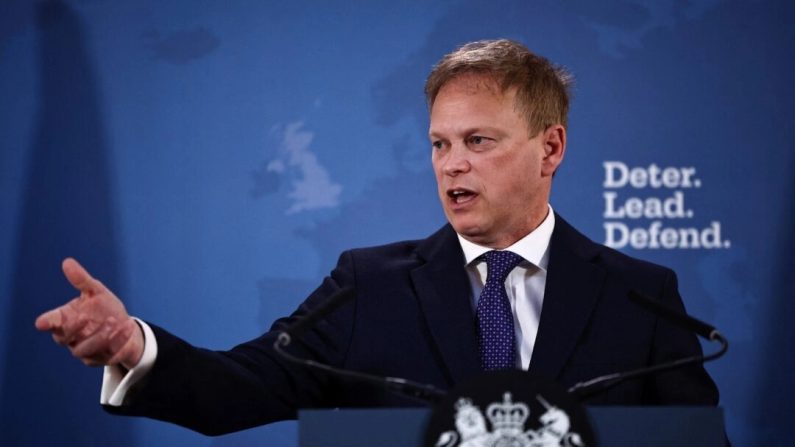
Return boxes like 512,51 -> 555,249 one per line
1,1 -> 793,445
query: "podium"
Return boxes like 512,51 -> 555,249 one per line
299,407 -> 726,446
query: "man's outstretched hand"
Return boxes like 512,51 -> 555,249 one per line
35,258 -> 144,370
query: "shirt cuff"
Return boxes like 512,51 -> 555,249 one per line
100,317 -> 158,406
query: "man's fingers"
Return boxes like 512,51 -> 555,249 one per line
62,258 -> 99,294
71,317 -> 138,367
35,297 -> 82,332
70,322 -> 115,360
48,309 -> 91,346
35,308 -> 63,331
37,299 -> 103,349
65,316 -> 97,346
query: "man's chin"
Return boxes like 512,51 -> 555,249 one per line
449,221 -> 487,242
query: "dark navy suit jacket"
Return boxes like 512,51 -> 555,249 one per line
107,215 -> 719,435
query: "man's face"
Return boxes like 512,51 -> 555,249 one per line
429,75 -> 563,248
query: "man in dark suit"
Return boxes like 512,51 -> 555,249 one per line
36,39 -> 719,436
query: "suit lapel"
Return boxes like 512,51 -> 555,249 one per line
411,225 -> 481,385
530,215 -> 606,380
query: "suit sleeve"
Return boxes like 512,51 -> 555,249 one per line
645,270 -> 720,405
103,251 -> 359,436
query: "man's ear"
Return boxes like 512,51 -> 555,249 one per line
541,124 -> 566,177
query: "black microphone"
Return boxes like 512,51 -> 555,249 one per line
568,289 -> 728,399
273,287 -> 447,404
279,286 -> 356,346
628,289 -> 719,340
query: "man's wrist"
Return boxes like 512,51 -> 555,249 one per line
100,318 -> 158,406
120,318 -> 146,370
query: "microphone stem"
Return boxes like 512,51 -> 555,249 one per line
569,331 -> 728,398
273,333 -> 447,404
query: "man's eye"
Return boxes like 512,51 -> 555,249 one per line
469,136 -> 488,145
432,141 -> 444,150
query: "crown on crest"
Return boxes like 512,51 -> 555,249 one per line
454,397 -> 475,412
486,392 -> 529,431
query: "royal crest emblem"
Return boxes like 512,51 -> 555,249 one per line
435,392 -> 585,447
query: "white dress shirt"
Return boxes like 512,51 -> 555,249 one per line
457,204 -> 554,369
102,205 -> 556,404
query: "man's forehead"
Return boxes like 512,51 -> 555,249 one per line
429,74 -> 523,136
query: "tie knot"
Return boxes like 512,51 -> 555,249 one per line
484,250 -> 524,283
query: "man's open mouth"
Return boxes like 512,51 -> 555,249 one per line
447,188 -> 477,204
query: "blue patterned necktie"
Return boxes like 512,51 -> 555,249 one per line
477,250 -> 524,370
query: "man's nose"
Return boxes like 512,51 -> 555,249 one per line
442,144 -> 471,176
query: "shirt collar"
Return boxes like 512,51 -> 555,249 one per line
456,204 -> 555,272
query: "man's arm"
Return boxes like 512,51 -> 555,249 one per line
36,254 -> 358,435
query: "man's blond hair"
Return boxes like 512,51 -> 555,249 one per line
425,39 -> 573,135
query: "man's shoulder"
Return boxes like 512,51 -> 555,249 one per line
340,224 -> 457,271
553,213 -> 674,279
